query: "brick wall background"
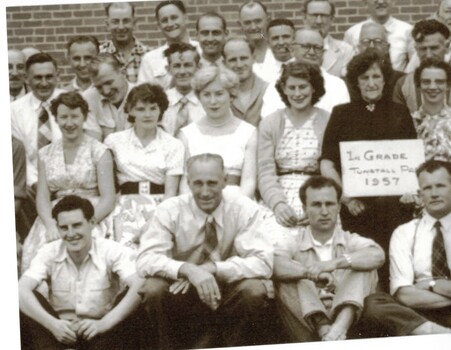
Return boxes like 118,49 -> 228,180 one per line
6,0 -> 442,83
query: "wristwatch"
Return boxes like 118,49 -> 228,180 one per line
428,280 -> 436,292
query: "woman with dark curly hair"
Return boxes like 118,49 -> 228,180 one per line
321,49 -> 417,290
22,91 -> 116,272
258,61 -> 330,228
104,83 -> 184,248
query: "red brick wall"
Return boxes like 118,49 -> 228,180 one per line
6,0 -> 442,83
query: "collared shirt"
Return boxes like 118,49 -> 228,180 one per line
62,77 -> 92,93
344,16 -> 413,71
253,48 -> 285,84
137,39 -> 201,90
10,85 -> 27,102
390,212 -> 451,295
231,73 -> 269,127
136,193 -> 273,283
100,38 -> 152,83
23,237 -> 136,320
322,35 -> 354,78
161,88 -> 206,136
82,82 -> 134,138
10,90 -> 65,186
104,127 -> 184,185
261,67 -> 350,118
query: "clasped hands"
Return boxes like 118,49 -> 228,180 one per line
175,262 -> 221,310
274,202 -> 309,227
304,261 -> 337,293
49,317 -> 110,345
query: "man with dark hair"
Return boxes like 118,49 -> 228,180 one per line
196,12 -> 228,67
161,42 -> 206,136
8,48 -> 27,101
304,0 -> 353,77
138,0 -> 200,89
393,19 -> 451,113
19,195 -> 144,349
83,53 -> 133,140
344,0 -> 413,71
100,2 -> 150,83
137,153 -> 273,349
273,176 -> 384,342
223,37 -> 268,126
255,18 -> 294,83
65,35 -> 99,92
365,160 -> 451,336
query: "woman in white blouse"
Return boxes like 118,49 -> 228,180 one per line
178,66 -> 257,198
105,83 -> 185,247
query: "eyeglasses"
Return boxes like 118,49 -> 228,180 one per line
360,38 -> 386,47
291,43 -> 324,53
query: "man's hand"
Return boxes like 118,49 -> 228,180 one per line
45,222 -> 60,242
274,202 -> 299,227
49,319 -> 77,345
77,319 -> 109,341
179,263 -> 221,310
306,261 -> 337,281
169,279 -> 190,295
415,279 -> 432,290
315,272 -> 336,293
345,198 -> 366,216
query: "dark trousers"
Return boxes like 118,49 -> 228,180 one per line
139,277 -> 271,349
20,290 -> 149,350
341,197 -> 414,292
363,292 -> 451,336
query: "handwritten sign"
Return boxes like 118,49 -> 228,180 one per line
339,140 -> 425,197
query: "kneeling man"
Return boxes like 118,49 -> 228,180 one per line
274,176 -> 384,341
365,160 -> 451,335
19,195 -> 143,349
137,153 -> 273,349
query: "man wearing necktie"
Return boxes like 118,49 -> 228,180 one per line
137,153 -> 273,349
365,160 -> 451,336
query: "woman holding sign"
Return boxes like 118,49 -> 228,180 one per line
320,50 -> 417,291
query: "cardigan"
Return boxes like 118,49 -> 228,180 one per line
257,107 -> 330,211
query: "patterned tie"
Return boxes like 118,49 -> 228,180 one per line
38,103 -> 52,149
201,216 -> 218,263
175,97 -> 189,134
432,221 -> 451,279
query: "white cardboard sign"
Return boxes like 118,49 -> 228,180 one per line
339,139 -> 425,197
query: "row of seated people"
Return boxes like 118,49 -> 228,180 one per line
17,158 -> 451,349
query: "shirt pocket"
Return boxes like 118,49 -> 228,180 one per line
87,278 -> 114,317
50,280 -> 72,312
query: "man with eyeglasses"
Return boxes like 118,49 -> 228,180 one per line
344,0 -> 413,72
304,0 -> 353,78
261,28 -> 350,118
393,19 -> 451,113
100,2 -> 151,83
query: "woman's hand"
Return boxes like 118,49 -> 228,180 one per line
274,202 -> 299,227
344,198 -> 366,216
399,193 -> 421,205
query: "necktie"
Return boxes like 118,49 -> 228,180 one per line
175,97 -> 189,134
38,104 -> 52,149
201,216 -> 218,263
432,221 -> 451,279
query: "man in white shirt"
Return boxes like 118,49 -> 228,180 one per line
137,153 -> 273,349
344,0 -> 413,72
304,0 -> 353,78
10,52 -> 65,191
365,160 -> 451,336
223,37 -> 268,126
83,53 -> 133,140
64,35 -> 99,93
274,176 -> 384,341
138,0 -> 200,89
261,28 -> 350,118
196,12 -> 228,68
255,18 -> 294,83
161,42 -> 206,136
8,48 -> 27,102
238,0 -> 271,74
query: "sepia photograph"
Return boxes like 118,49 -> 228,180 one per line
2,0 -> 451,349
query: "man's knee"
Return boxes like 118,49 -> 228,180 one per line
363,292 -> 394,316
139,277 -> 169,307
233,279 -> 268,309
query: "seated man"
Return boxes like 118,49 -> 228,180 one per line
19,195 -> 144,349
365,160 -> 451,336
137,153 -> 273,349
273,176 -> 384,342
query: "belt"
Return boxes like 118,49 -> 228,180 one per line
120,181 -> 165,195
276,169 -> 318,176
